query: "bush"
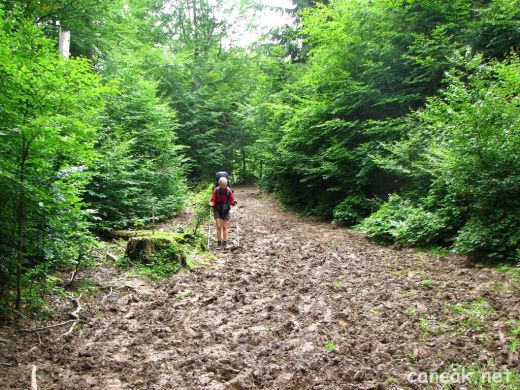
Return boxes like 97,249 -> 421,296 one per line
333,194 -> 377,225
192,183 -> 215,235
372,53 -> 520,260
454,212 -> 520,262
360,195 -> 446,246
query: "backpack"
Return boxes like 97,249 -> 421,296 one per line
216,187 -> 231,217
214,171 -> 232,188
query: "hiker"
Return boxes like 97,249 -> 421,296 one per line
209,176 -> 236,249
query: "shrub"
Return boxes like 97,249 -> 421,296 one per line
360,194 -> 446,246
333,194 -> 377,225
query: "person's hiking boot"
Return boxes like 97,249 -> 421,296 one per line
222,240 -> 228,249
217,240 -> 222,249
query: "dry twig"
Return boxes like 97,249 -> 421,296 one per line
31,365 -> 38,390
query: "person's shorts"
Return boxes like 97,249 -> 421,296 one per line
214,208 -> 230,220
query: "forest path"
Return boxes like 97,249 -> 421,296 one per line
1,186 -> 518,389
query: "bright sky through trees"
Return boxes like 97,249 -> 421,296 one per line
221,0 -> 296,47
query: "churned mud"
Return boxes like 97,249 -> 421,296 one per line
1,186 -> 518,389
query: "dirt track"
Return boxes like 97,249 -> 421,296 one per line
1,186 -> 519,389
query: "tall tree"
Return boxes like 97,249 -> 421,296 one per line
0,8 -> 105,311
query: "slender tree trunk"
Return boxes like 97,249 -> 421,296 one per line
16,132 -> 28,312
241,149 -> 246,183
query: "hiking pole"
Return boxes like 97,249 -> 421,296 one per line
207,206 -> 212,250
236,204 -> 240,248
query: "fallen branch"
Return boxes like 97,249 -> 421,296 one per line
61,321 -> 78,338
106,251 -> 117,262
22,346 -> 38,355
31,365 -> 38,390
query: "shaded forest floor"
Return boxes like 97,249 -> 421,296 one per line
1,186 -> 519,389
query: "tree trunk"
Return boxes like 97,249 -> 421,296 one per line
59,29 -> 70,59
241,149 -> 247,183
16,132 -> 28,312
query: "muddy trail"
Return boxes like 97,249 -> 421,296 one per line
1,186 -> 518,389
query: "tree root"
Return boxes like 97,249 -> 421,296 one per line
17,293 -> 83,337
59,293 -> 82,338
17,319 -> 78,333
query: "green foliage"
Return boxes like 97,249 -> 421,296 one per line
449,298 -> 496,330
152,0 -> 261,182
87,72 -> 188,230
245,0 -> 520,261
192,183 -> 215,235
375,54 -> 520,260
251,0 -> 477,218
1,0 -> 519,318
361,195 -> 447,246
324,341 -> 338,352
0,7 -> 105,314
136,240 -> 187,280
333,195 -> 378,225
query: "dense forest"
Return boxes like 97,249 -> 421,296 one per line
0,0 -> 518,317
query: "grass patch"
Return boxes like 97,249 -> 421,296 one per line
443,363 -> 520,389
448,298 -> 495,330
174,290 -> 192,301
324,341 -> 338,352
407,269 -> 424,278
419,316 -> 432,340
415,253 -> 430,265
332,281 -> 343,289
421,277 -> 433,289
371,307 -> 383,315
401,289 -> 416,298
507,319 -> 520,353
76,279 -> 103,296
406,306 -> 417,315
497,264 -> 520,284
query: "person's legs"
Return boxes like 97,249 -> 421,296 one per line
222,219 -> 229,241
215,218 -> 222,244
222,219 -> 229,247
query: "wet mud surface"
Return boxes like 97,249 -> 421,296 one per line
1,186 -> 518,389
